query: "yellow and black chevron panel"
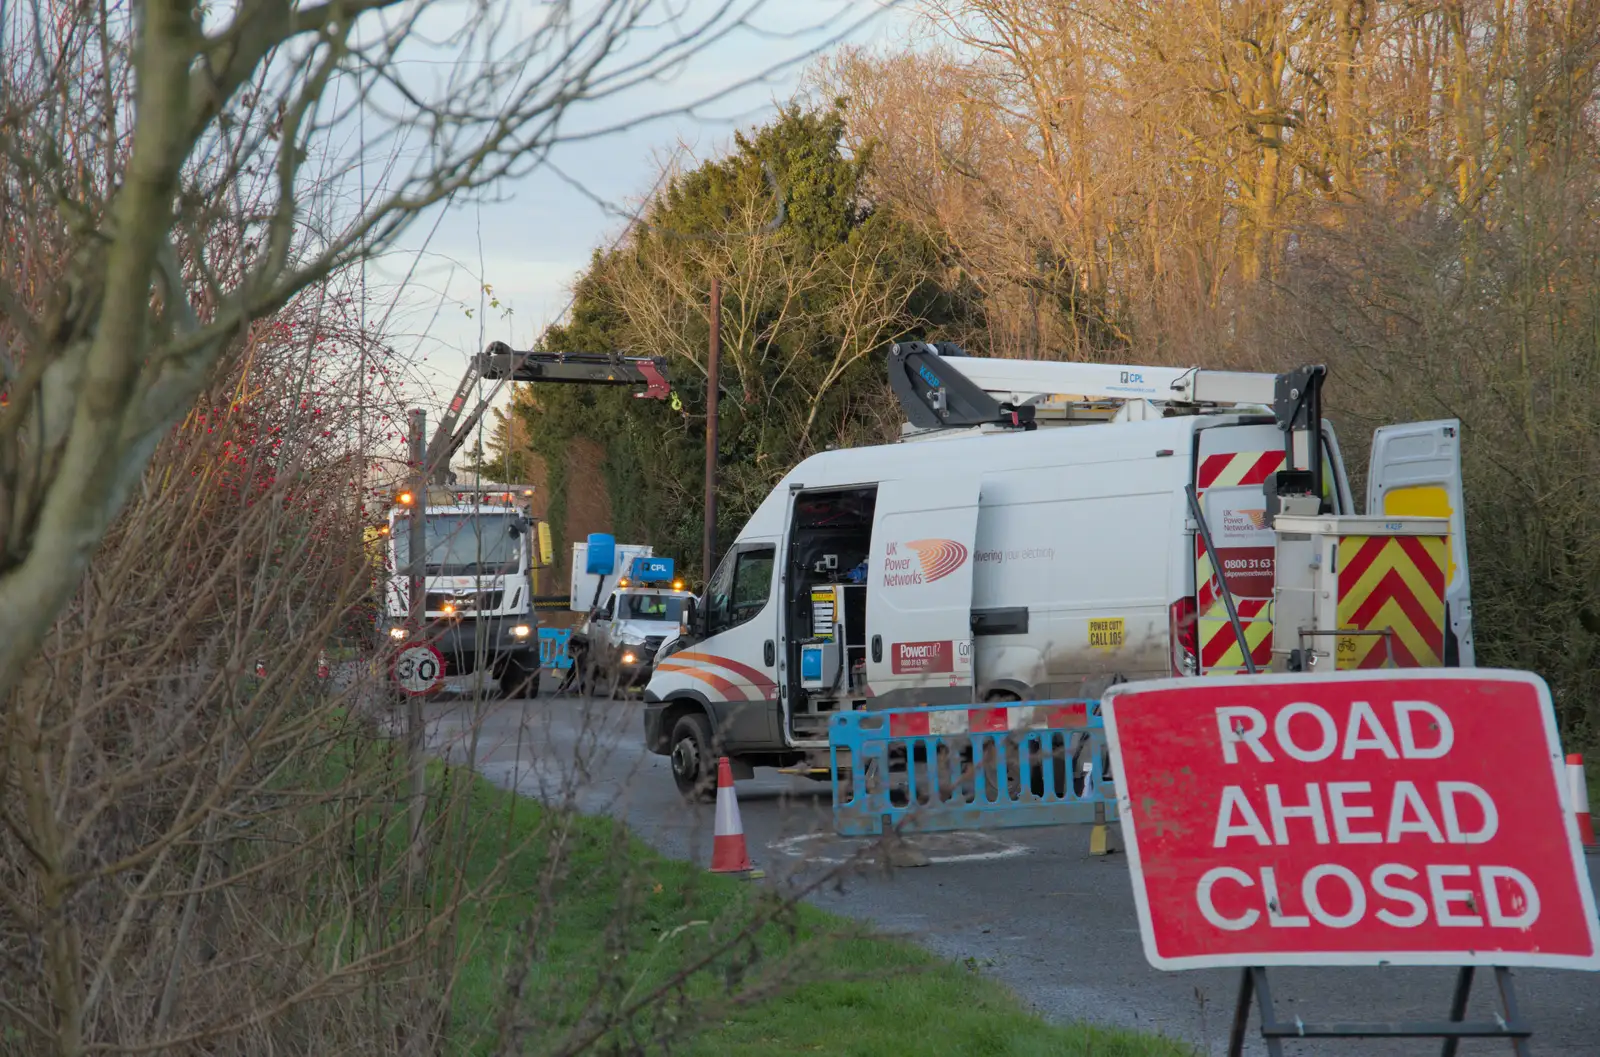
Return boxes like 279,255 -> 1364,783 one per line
1335,534 -> 1448,669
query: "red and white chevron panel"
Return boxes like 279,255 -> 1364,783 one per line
1194,447 -> 1284,674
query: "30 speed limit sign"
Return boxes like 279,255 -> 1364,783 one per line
392,641 -> 445,696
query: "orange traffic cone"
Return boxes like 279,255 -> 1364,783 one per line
317,651 -> 330,680
710,756 -> 755,874
1568,754 -> 1595,850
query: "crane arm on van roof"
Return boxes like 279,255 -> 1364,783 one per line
887,341 -> 1321,435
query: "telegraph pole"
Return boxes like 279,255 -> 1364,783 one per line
408,409 -> 427,628
406,408 -> 427,883
702,276 -> 721,583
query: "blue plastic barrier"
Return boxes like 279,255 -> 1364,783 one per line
537,627 -> 573,670
828,699 -> 1118,837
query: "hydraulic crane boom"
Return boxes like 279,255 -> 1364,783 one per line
423,341 -> 671,485
887,340 -> 1291,429
887,340 -> 1329,515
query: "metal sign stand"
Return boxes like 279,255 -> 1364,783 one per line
1226,965 -> 1532,1056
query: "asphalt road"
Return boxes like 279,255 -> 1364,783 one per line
418,686 -> 1600,1056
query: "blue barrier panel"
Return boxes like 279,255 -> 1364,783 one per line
537,627 -> 573,670
828,699 -> 1118,837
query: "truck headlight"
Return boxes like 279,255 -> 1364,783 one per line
388,627 -> 407,640
510,624 -> 531,639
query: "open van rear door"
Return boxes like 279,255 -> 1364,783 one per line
1367,420 -> 1474,666
865,475 -> 980,702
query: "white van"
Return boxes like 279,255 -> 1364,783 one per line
643,349 -> 1473,798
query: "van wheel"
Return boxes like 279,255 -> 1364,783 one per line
669,712 -> 717,803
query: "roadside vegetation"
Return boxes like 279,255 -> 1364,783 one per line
4,1 -> 1018,1054
434,758 -> 1195,1057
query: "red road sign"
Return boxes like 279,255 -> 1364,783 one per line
392,640 -> 445,697
1102,669 -> 1600,970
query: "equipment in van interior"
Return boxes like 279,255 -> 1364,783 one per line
787,489 -> 875,738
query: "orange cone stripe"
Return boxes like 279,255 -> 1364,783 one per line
1568,754 -> 1596,848
1336,534 -> 1447,669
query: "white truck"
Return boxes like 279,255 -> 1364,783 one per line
643,343 -> 1473,798
566,553 -> 695,696
374,342 -> 672,699
569,538 -> 656,615
378,486 -> 545,698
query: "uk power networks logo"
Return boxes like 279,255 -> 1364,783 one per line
907,539 -> 970,582
1240,509 -> 1269,530
883,539 -> 969,586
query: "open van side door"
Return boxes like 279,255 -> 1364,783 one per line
1367,420 -> 1474,666
864,475 -> 981,702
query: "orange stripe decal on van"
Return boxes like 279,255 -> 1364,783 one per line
672,651 -> 777,692
655,661 -> 747,701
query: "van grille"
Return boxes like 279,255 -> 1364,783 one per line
426,590 -> 504,612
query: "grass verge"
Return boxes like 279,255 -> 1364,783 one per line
444,764 -> 1194,1057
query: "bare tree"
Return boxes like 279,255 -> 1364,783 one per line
821,1 -> 1600,365
0,0 -> 882,702
0,263 -> 898,1054
0,4 -> 931,1053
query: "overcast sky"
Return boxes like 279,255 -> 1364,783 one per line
364,0 -> 924,444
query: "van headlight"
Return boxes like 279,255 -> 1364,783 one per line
510,624 -> 532,639
388,627 -> 407,640
621,651 -> 638,665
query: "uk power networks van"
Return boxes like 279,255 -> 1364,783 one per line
643,344 -> 1472,798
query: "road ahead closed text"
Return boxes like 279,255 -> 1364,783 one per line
1103,670 -> 1600,970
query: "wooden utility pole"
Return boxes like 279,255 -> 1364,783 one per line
702,276 -> 721,583
406,408 -> 427,884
